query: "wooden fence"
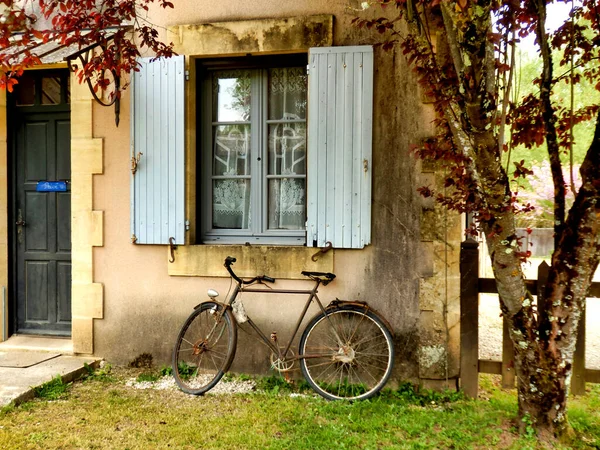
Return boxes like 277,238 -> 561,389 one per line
460,238 -> 600,398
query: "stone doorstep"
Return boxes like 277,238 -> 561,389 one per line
0,335 -> 73,354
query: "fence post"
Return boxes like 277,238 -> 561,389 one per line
501,312 -> 515,388
460,238 -> 479,398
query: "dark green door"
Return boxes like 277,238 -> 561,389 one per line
11,71 -> 71,336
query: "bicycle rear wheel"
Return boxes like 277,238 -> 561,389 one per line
172,302 -> 237,395
299,305 -> 394,400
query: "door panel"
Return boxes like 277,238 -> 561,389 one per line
56,262 -> 71,323
56,192 -> 71,252
25,261 -> 49,321
15,111 -> 71,335
24,192 -> 49,251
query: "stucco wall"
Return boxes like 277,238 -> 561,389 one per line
87,1 -> 459,384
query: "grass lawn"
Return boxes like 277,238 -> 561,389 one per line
0,366 -> 599,449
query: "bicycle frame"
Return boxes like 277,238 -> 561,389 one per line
224,279 -> 332,363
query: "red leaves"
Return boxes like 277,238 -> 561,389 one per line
4,77 -> 18,93
513,160 -> 534,179
0,0 -> 176,96
508,95 -> 546,149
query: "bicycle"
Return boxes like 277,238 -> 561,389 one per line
172,256 -> 395,400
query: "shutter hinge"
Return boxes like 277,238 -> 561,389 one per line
131,234 -> 138,244
306,64 -> 310,75
185,220 -> 190,231
363,159 -> 369,173
131,152 -> 143,175
185,70 -> 190,81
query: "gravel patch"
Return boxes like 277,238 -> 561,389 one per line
125,376 -> 257,395
479,294 -> 600,369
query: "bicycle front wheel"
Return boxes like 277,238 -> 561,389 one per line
299,305 -> 394,400
172,302 -> 237,395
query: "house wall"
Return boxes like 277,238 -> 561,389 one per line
77,1 -> 460,384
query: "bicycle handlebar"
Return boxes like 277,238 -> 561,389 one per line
224,256 -> 276,285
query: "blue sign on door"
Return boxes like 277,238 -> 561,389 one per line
36,181 -> 68,192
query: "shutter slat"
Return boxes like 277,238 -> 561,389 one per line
342,52 -> 355,247
307,55 -> 319,245
361,50 -> 374,248
333,51 -> 345,247
326,52 -> 337,245
131,56 -> 186,244
317,53 -> 328,246
307,46 -> 373,249
351,52 -> 363,248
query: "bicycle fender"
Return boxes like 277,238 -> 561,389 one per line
326,299 -> 395,337
193,300 -> 229,310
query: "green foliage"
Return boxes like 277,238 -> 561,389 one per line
255,375 -> 295,394
174,361 -> 197,380
136,372 -> 160,383
385,382 -> 464,406
33,375 -> 70,400
521,413 -> 537,439
254,375 -> 311,395
159,365 -> 173,377
82,362 -> 114,382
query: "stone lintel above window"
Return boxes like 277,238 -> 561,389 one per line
169,15 -> 333,56
167,245 -> 333,279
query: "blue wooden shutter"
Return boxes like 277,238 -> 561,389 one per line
306,46 -> 373,249
131,56 -> 185,244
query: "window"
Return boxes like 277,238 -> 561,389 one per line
199,55 -> 308,244
131,47 -> 373,249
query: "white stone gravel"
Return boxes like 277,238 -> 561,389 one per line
125,376 -> 257,395
479,294 -> 600,369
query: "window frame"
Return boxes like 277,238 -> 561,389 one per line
197,54 -> 309,245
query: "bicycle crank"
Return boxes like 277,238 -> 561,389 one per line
270,349 -> 295,372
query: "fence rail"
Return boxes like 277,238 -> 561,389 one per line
460,238 -> 600,398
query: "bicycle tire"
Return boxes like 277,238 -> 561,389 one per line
172,302 -> 237,395
299,305 -> 394,400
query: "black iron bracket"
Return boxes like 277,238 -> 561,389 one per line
66,41 -> 122,126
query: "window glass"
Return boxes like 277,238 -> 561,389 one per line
41,76 -> 61,104
15,73 -> 35,106
213,179 -> 252,229
204,61 -> 307,240
212,70 -> 251,122
268,178 -> 305,230
268,67 -> 307,120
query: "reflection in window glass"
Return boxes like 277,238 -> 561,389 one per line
41,76 -> 61,104
15,73 -> 35,106
212,70 -> 251,122
213,125 -> 251,176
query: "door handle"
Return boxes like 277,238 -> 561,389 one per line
16,209 -> 25,244
16,209 -> 26,227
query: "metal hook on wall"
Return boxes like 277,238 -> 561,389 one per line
311,241 -> 333,262
169,237 -> 177,263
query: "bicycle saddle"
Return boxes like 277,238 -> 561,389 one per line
301,271 -> 336,282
